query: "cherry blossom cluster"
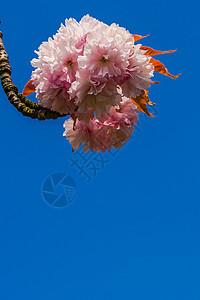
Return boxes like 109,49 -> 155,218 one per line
63,90 -> 138,152
29,15 -> 155,152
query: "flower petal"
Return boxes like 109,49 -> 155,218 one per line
150,58 -> 181,79
22,79 -> 36,96
130,90 -> 155,117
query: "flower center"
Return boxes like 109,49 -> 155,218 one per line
66,60 -> 73,68
100,56 -> 109,63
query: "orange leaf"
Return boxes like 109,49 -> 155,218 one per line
22,79 -> 36,96
133,33 -> 150,42
150,58 -> 181,79
140,46 -> 176,56
151,80 -> 160,84
130,90 -> 156,117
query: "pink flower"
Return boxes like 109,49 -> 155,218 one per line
69,22 -> 153,119
30,15 -> 110,115
121,44 -> 154,98
56,15 -> 104,50
30,15 -> 154,117
22,14 -> 179,153
31,33 -> 80,114
69,71 -> 121,118
77,24 -> 133,80
63,92 -> 138,152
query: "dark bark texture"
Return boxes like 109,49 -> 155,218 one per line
0,21 -> 66,120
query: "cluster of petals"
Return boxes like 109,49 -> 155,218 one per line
23,14 -> 182,152
30,15 -> 154,118
63,93 -> 138,152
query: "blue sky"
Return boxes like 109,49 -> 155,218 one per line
0,0 -> 200,299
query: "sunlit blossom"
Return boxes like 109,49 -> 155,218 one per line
23,15 -> 179,152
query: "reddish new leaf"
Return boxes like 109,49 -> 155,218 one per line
22,79 -> 36,97
151,80 -> 160,84
133,33 -> 150,42
140,46 -> 176,56
150,58 -> 181,79
130,90 -> 156,117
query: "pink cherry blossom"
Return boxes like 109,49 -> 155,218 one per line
121,44 -> 154,99
30,15 -> 154,117
77,24 -> 133,80
21,14 -> 180,153
31,34 -> 80,114
63,92 -> 138,152
69,71 -> 122,118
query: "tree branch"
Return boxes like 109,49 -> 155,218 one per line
0,21 -> 66,120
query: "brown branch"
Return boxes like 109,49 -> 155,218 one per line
0,21 -> 66,120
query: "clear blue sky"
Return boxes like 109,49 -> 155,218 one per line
0,0 -> 200,299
